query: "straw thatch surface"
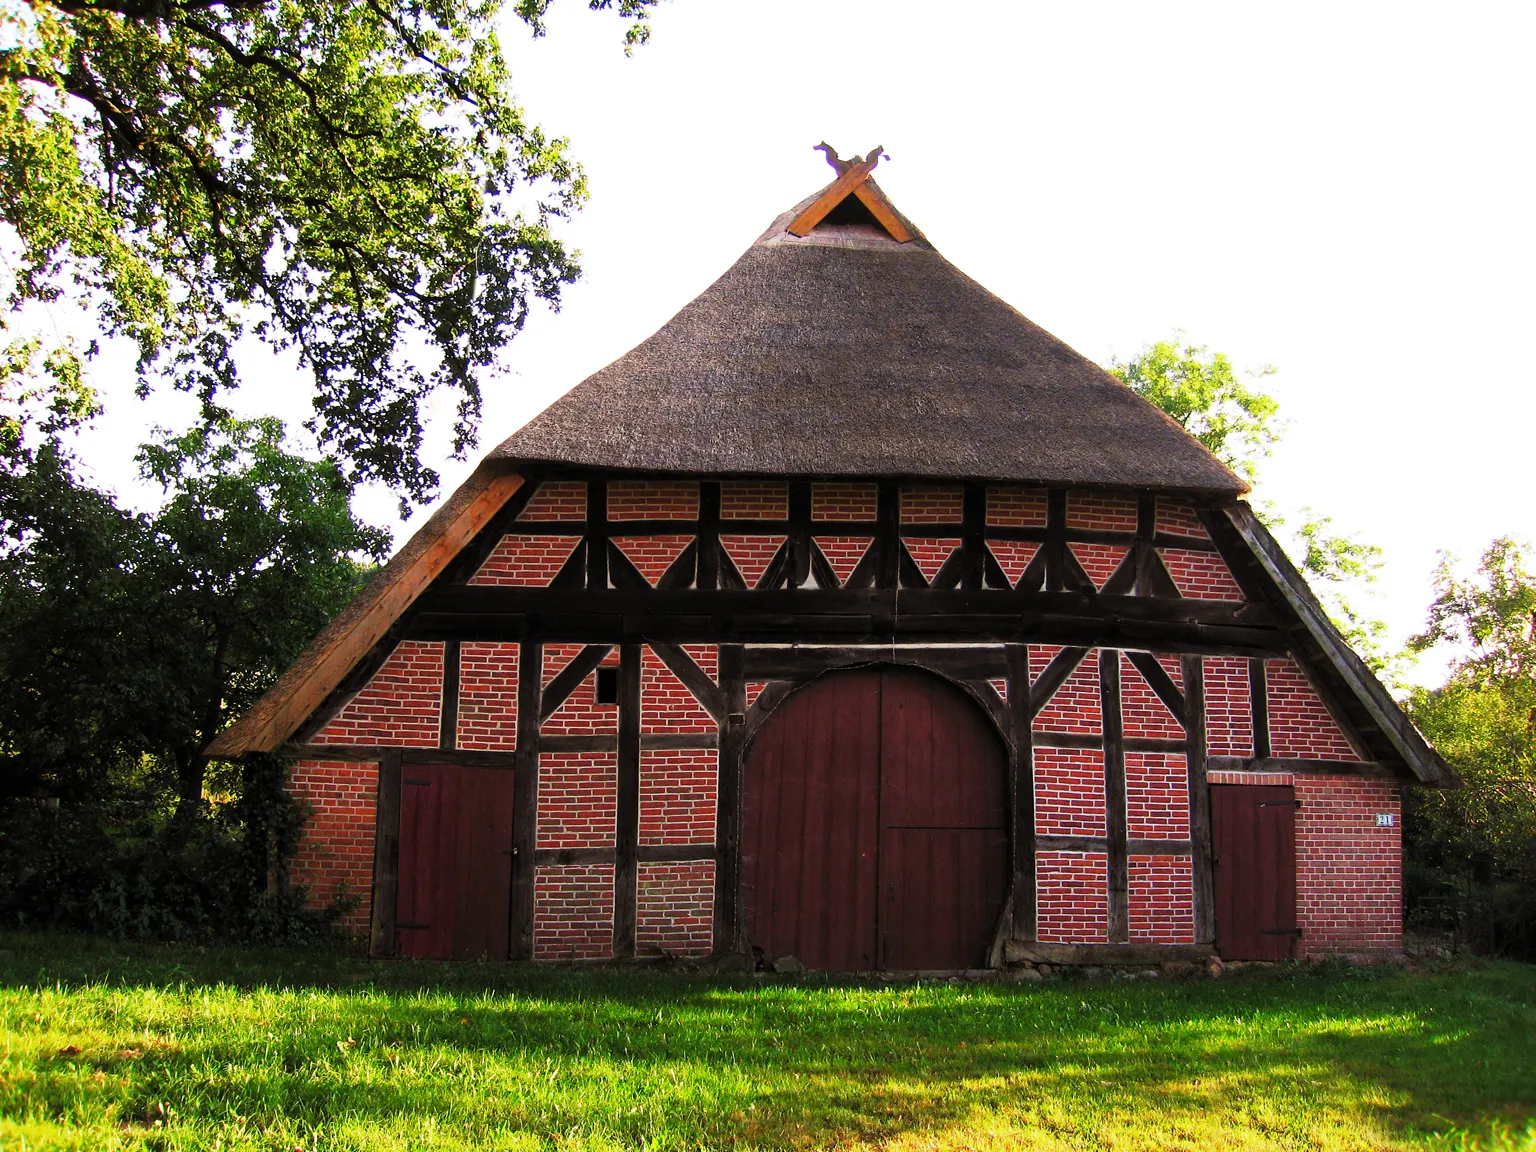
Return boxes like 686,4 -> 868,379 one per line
493,180 -> 1245,496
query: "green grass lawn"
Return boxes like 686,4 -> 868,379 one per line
0,933 -> 1532,1151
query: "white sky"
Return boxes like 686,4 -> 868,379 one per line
63,0 -> 1536,685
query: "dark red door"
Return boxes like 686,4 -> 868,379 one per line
1211,784 -> 1299,961
396,763 -> 515,960
742,667 -> 1007,971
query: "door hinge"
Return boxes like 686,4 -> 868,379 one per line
1260,927 -> 1304,936
396,921 -> 432,930
1260,799 -> 1302,808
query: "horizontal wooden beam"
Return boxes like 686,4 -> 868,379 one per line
1036,835 -> 1192,856
1004,941 -> 1215,966
532,844 -> 715,867
285,732 -> 714,763
1208,755 -> 1396,778
742,645 -> 1009,680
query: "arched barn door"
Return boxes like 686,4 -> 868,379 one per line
742,667 -> 1008,971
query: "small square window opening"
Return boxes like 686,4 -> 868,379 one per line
595,666 -> 620,705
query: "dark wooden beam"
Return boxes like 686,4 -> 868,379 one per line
540,734 -> 618,753
612,642 -> 641,959
438,640 -> 461,750
697,482 -> 720,592
509,641 -> 542,960
540,644 -> 614,721
586,479 -> 608,591
1249,656 -> 1271,759
1125,650 -> 1187,722
875,483 -> 900,590
534,844 -> 717,867
1100,650 -> 1129,944
1035,834 -> 1192,855
436,478 -> 540,586
1029,646 -> 1090,718
714,645 -> 748,956
961,484 -> 986,591
742,645 -> 1008,680
368,750 -> 401,958
1208,755 -> 1396,778
1006,645 -> 1037,943
1181,654 -> 1215,946
650,642 -> 725,722
285,743 -> 521,768
642,732 -> 718,750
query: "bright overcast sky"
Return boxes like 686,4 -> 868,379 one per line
67,1 -> 1536,685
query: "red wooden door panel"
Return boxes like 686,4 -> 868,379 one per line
742,670 -> 881,971
1211,784 -> 1299,961
880,669 -> 1009,970
396,764 -> 515,960
742,666 -> 1007,971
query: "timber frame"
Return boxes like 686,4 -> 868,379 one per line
227,469 -> 1455,966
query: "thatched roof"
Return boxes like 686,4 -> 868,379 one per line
492,177 -> 1246,496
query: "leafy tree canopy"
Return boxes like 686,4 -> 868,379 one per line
1110,335 -> 1393,672
2,0 -> 656,505
0,415 -> 387,815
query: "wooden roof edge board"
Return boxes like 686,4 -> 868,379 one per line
206,465 -> 526,758
786,158 -> 881,237
1220,501 -> 1461,788
850,182 -> 915,242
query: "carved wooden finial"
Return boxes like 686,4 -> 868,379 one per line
814,142 -> 886,175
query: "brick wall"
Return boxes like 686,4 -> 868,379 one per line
1121,654 -> 1184,740
1161,549 -> 1245,601
289,759 -> 376,934
536,751 -> 616,849
612,535 -> 692,586
1066,493 -> 1136,532
314,641 -> 442,747
815,537 -> 870,584
721,535 -> 785,589
1129,856 -> 1194,943
812,483 -> 877,521
1267,660 -> 1360,760
1205,656 -> 1255,757
519,480 -> 585,521
987,540 -> 1039,587
1125,752 -> 1189,839
903,537 -> 959,582
470,535 -> 579,586
637,861 -> 714,956
1069,542 -> 1128,590
542,644 -> 618,734
900,485 -> 962,523
609,480 -> 697,520
1295,775 -> 1401,957
1037,852 -> 1109,943
640,748 -> 716,845
457,642 -> 518,750
1032,646 -> 1101,733
987,486 -> 1047,527
721,481 -> 787,519
534,865 -> 614,960
641,645 -> 717,733
1034,748 -> 1106,836
1155,500 -> 1208,538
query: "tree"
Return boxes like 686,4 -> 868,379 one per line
2,0 -> 657,505
0,417 -> 388,817
1111,335 -> 1394,673
1403,539 -> 1536,957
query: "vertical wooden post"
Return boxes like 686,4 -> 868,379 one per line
1249,657 -> 1271,759
438,639 -> 460,751
1100,650 -> 1129,943
713,644 -> 747,955
369,750 -> 402,958
961,483 -> 986,591
1134,495 -> 1157,594
875,483 -> 900,590
612,642 -> 641,958
1045,489 -> 1067,592
586,479 -> 608,591
509,640 -> 542,960
1005,644 -> 1037,942
787,482 -> 812,587
697,481 -> 721,592
1181,654 -> 1215,945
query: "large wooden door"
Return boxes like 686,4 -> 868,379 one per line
742,668 -> 1008,971
1211,784 -> 1300,961
396,763 -> 516,960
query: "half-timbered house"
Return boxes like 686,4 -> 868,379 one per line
211,147 -> 1455,971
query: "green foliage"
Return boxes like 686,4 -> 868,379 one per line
2,0 -> 655,503
1110,334 -> 1280,483
1404,540 -> 1536,958
1,936 -> 1534,1149
1111,335 -> 1393,670
0,416 -> 384,937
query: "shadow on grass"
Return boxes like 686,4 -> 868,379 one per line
2,931 -> 1534,1149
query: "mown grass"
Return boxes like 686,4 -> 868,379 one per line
0,933 -> 1532,1151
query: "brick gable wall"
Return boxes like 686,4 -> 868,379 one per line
283,477 -> 1403,963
